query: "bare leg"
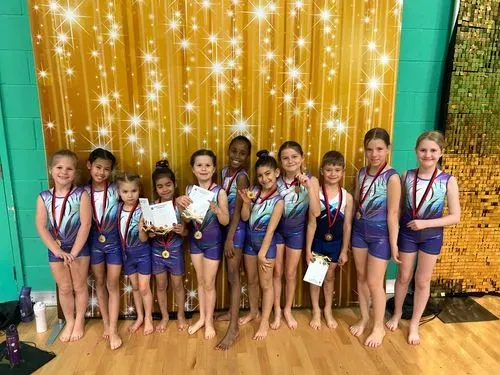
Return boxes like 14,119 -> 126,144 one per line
91,262 -> 109,339
155,271 -> 169,332
188,253 -> 206,335
309,283 -> 322,330
365,255 -> 388,348
283,247 -> 301,330
106,264 -> 122,349
349,247 -> 370,337
50,262 -> 75,342
386,252 -> 417,331
139,274 -> 154,335
128,273 -> 144,333
239,255 -> 260,325
216,248 -> 243,350
323,263 -> 338,329
69,256 -> 90,341
254,259 -> 275,340
171,275 -> 187,331
408,251 -> 438,345
202,257 -> 220,340
271,244 -> 284,330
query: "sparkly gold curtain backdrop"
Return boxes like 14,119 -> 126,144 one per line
29,0 -> 402,314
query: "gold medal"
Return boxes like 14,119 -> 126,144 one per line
324,233 -> 333,242
294,185 -> 300,194
246,191 -> 256,200
194,230 -> 203,240
55,239 -> 62,246
162,249 -> 170,259
98,234 -> 106,243
356,212 -> 361,220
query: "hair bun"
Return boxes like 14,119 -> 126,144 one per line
256,150 -> 269,159
155,159 -> 169,169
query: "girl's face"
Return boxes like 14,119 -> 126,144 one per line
228,141 -> 250,170
118,181 -> 140,206
87,158 -> 113,185
365,139 -> 390,168
416,139 -> 442,169
192,155 -> 216,182
256,165 -> 280,191
321,164 -> 344,185
50,156 -> 77,187
155,176 -> 175,201
280,147 -> 304,174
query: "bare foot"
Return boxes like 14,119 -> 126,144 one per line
253,321 -> 269,340
177,315 -> 188,331
109,331 -> 122,350
238,311 -> 259,326
204,324 -> 216,340
349,318 -> 369,337
143,317 -> 154,335
408,324 -> 421,345
70,318 -> 85,341
283,308 -> 298,330
215,326 -> 239,351
324,309 -> 338,329
270,310 -> 281,330
365,327 -> 386,348
215,311 -> 231,321
129,316 -> 144,333
156,317 -> 169,333
59,321 -> 75,342
102,322 -> 110,340
386,314 -> 401,332
309,309 -> 322,330
188,318 -> 205,335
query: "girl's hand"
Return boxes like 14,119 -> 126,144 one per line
209,200 -> 220,215
172,223 -> 184,234
224,239 -> 235,258
258,255 -> 273,272
148,232 -> 157,238
305,251 -> 314,265
238,189 -> 253,204
297,173 -> 311,189
407,220 -> 427,231
338,251 -> 348,266
58,250 -> 75,266
391,246 -> 402,264
176,195 -> 192,209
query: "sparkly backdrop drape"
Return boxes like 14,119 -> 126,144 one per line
29,0 -> 402,316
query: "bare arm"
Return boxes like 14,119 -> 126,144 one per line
306,176 -> 321,218
35,195 -> 63,257
305,211 -> 317,265
70,191 -> 92,256
387,174 -> 402,263
213,189 -> 230,226
238,189 -> 252,222
339,193 -> 354,265
138,215 -> 149,242
258,200 -> 284,270
353,172 -> 360,217
225,174 -> 250,252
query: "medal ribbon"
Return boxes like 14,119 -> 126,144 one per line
118,201 -> 139,249
412,168 -> 438,219
358,162 -> 387,212
90,181 -> 108,235
223,168 -> 242,193
51,185 -> 73,241
323,185 -> 343,231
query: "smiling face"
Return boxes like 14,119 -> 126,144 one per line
321,164 -> 344,185
256,165 -> 280,191
416,139 -> 442,169
192,155 -> 216,183
118,181 -> 140,206
364,138 -> 390,168
50,156 -> 77,187
87,158 -> 113,185
228,140 -> 250,170
155,176 -> 175,202
279,147 -> 304,176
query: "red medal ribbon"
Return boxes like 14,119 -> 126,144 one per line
255,186 -> 278,204
358,162 -> 387,212
223,167 -> 242,193
323,185 -> 343,231
90,181 -> 108,235
283,176 -> 299,190
412,168 -> 438,219
118,201 -> 139,249
51,185 -> 74,241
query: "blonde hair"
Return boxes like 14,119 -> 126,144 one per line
115,172 -> 141,189
415,131 -> 445,151
49,149 -> 78,168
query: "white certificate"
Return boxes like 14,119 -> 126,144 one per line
186,185 -> 215,222
139,198 -> 154,225
303,261 -> 329,287
151,201 -> 178,228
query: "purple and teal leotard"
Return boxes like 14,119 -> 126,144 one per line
119,204 -> 151,275
221,167 -> 249,249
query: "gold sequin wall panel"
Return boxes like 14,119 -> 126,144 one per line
29,0 -> 402,313
434,0 -> 500,293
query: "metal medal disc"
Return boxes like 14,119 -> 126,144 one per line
194,231 -> 203,240
162,249 -> 170,259
98,234 -> 106,243
324,233 -> 333,242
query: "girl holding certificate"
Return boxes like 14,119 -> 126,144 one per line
177,149 -> 229,340
150,160 -> 188,332
305,151 -> 353,330
386,131 -> 460,345
239,150 -> 284,340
